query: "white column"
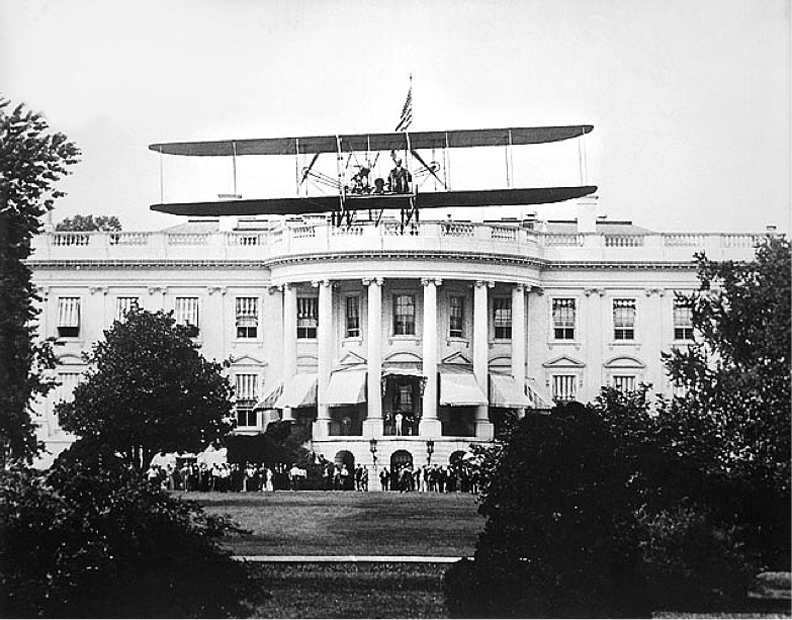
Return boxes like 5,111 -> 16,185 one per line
314,279 -> 333,439
511,283 -> 526,418
474,280 -> 494,439
362,278 -> 383,437
282,283 -> 297,422
420,277 -> 442,436
584,287 -> 604,403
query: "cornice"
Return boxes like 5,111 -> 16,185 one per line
25,252 -> 698,272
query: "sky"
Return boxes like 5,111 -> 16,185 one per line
1,0 -> 789,233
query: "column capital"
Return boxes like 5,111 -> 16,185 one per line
267,285 -> 282,295
35,285 -> 50,300
207,286 -> 227,296
584,287 -> 604,297
644,287 -> 665,297
531,285 -> 545,296
362,277 -> 384,287
148,286 -> 166,295
89,286 -> 107,296
311,279 -> 333,288
475,280 -> 495,289
513,283 -> 526,293
420,277 -> 443,287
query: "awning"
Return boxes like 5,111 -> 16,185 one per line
254,381 -> 283,410
275,374 -> 317,409
324,370 -> 367,407
489,374 -> 531,408
382,362 -> 425,378
525,378 -> 554,410
439,369 -> 487,407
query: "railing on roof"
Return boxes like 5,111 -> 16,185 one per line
30,223 -> 771,263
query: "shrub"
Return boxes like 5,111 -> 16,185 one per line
0,440 -> 261,618
638,504 -> 761,612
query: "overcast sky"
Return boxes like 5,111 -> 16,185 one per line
2,0 -> 789,233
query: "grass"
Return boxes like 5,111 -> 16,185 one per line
246,563 -> 448,618
188,490 -> 483,557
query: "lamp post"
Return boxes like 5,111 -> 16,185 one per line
369,438 -> 378,469
426,439 -> 434,466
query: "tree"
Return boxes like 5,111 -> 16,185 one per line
660,236 -> 791,567
57,307 -> 235,471
0,441 -> 259,618
55,213 -> 121,231
0,97 -> 80,463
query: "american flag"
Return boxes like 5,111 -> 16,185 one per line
395,79 -> 412,132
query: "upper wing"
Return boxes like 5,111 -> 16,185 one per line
149,126 -> 593,157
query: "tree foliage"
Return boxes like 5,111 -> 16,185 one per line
57,308 -> 234,471
55,213 -> 121,231
660,236 -> 791,565
0,441 -> 259,618
0,97 -> 80,463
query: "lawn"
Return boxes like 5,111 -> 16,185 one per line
246,563 -> 448,619
188,490 -> 483,557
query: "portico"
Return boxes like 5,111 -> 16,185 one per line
271,273 -> 534,445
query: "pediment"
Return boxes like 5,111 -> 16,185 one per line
488,355 -> 512,369
57,353 -> 85,366
384,351 -> 422,364
229,354 -> 266,366
338,350 -> 367,367
603,355 -> 646,369
441,351 -> 472,366
542,355 -> 585,369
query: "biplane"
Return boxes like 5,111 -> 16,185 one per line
150,125 -> 596,231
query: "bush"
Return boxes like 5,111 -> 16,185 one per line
444,404 -> 651,618
638,504 -> 761,612
0,440 -> 261,618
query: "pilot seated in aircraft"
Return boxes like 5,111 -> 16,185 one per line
350,166 -> 371,194
388,159 -> 412,194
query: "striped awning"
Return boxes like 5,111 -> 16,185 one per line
525,378 -> 555,410
324,370 -> 367,407
275,374 -> 317,409
489,374 -> 531,408
382,362 -> 425,378
439,369 -> 487,407
254,381 -> 283,410
57,297 -> 80,327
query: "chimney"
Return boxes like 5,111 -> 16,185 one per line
576,195 -> 599,234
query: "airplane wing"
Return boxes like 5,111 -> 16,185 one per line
149,126 -> 593,157
150,186 -> 597,217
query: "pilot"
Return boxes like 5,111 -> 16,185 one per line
350,166 -> 371,194
388,159 -> 412,194
372,178 -> 386,194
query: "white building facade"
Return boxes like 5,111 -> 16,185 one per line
28,203 -> 768,470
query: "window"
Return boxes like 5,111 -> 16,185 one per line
236,297 -> 259,339
236,408 -> 258,428
57,297 -> 81,338
235,374 -> 258,428
116,297 -> 139,321
449,296 -> 465,338
673,298 -> 694,341
552,375 -> 577,402
345,296 -> 360,338
175,296 -> 200,337
396,384 -> 414,412
297,297 -> 318,339
613,375 -> 636,392
552,298 -> 576,340
393,294 -> 416,336
613,299 -> 636,340
493,297 -> 512,339
56,372 -> 82,428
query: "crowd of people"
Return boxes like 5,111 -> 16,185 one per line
145,460 -> 480,494
379,463 -> 480,494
